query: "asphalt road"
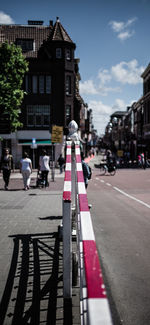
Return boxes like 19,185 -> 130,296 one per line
87,166 -> 150,325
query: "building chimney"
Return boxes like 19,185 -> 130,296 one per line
49,20 -> 53,27
28,20 -> 44,26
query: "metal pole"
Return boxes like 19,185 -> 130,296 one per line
51,143 -> 55,181
33,149 -> 35,169
63,200 -> 72,298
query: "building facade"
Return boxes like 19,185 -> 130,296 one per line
104,62 -> 150,160
141,63 -> 150,156
0,18 -> 88,167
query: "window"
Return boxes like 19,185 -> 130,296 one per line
66,76 -> 71,95
25,75 -> 32,93
16,39 -> 34,52
27,105 -> 50,127
32,76 -> 37,94
56,48 -> 62,58
66,49 -> 71,60
25,75 -> 51,94
39,76 -> 44,94
46,76 -> 51,94
65,105 -> 71,126
25,75 -> 29,92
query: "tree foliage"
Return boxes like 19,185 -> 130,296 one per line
0,41 -> 28,132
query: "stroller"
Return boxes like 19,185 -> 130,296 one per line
36,171 -> 46,188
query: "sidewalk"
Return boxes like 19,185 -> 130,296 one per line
0,155 -> 101,324
0,170 -> 80,325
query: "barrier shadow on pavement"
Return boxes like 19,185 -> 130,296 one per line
0,232 -> 72,325
39,216 -> 62,220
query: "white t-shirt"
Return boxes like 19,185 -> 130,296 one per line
20,158 -> 32,171
39,155 -> 50,171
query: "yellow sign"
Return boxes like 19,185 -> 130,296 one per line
117,150 -> 124,157
51,125 -> 63,143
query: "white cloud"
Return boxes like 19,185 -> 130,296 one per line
125,17 -> 137,28
0,11 -> 14,24
109,17 -> 137,41
79,80 -> 98,95
112,98 -> 127,111
88,100 -> 112,134
111,59 -> 144,85
80,59 -> 144,99
88,98 -> 130,135
98,85 -> 121,96
79,59 -> 144,134
89,100 -> 112,116
109,21 -> 124,33
80,68 -> 121,96
118,30 -> 134,41
80,80 -> 120,97
98,69 -> 112,84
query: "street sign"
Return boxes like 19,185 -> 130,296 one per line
51,125 -> 63,143
117,150 -> 123,157
31,138 -> 37,149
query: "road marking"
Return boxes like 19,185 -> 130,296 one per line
106,183 -> 111,186
113,186 -> 150,209
100,180 -> 105,183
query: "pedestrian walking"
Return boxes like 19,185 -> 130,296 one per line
20,152 -> 32,190
141,152 -> 146,169
0,148 -> 13,190
81,152 -> 92,208
81,152 -> 91,189
39,149 -> 50,187
138,152 -> 146,169
58,154 -> 65,173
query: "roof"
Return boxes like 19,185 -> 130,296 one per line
49,17 -> 74,43
111,111 -> 127,118
0,24 -> 51,58
0,18 -> 75,58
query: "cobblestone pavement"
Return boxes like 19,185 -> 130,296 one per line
0,169 -> 80,325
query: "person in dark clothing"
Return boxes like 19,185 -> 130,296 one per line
58,154 -> 65,173
81,152 -> 92,208
0,148 -> 13,190
81,152 -> 90,189
39,150 -> 50,187
106,149 -> 112,165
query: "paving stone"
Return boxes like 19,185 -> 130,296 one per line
0,173 -> 80,324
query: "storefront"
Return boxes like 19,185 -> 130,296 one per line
18,140 -> 52,168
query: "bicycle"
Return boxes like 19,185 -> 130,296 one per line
99,163 -> 116,176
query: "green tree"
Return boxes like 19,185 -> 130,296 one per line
0,41 -> 28,132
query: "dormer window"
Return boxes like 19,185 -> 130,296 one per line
16,38 -> 34,52
56,48 -> 62,59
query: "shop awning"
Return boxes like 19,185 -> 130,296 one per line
18,140 -> 51,145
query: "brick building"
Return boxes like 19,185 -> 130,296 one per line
104,62 -> 150,160
0,17 -> 88,167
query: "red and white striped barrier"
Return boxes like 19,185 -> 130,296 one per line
75,143 -> 112,324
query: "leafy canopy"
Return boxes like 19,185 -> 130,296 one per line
0,41 -> 28,132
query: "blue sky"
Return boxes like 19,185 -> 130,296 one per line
0,0 -> 150,135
